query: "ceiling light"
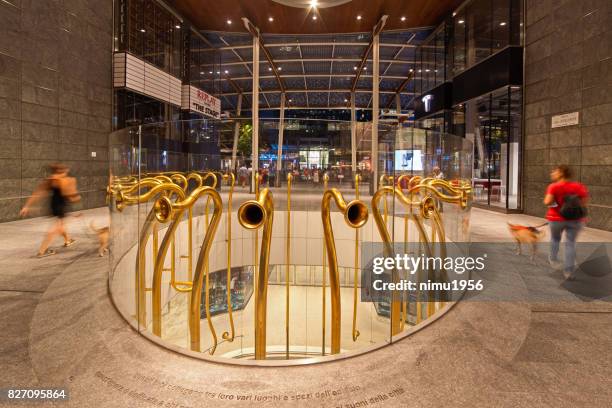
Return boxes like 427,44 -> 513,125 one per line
409,68 -> 413,72
363,66 -> 366,70
356,15 -> 362,20
289,98 -> 293,102
425,69 -> 430,72
175,25 -> 180,29
216,71 -> 220,74
140,28 -> 145,32
224,70 -> 229,74
400,16 -> 406,22
226,19 -> 232,25
268,67 -> 272,71
278,67 -> 282,71
458,19 -> 464,24
312,15 -> 317,20
268,17 -> 274,22
344,98 -> 348,102
200,71 -> 204,75
499,21 -> 507,26
418,69 -> 422,72
452,12 -> 457,17
209,71 -> 213,74
310,0 -> 318,7
353,66 -> 357,70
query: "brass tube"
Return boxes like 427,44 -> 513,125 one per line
322,173 -> 329,355
184,173 -> 203,280
167,187 -> 222,354
222,173 -> 236,342
237,188 -> 274,360
321,188 -> 369,354
285,173 -> 292,359
371,186 -> 434,335
352,174 -> 361,342
150,187 -> 190,336
116,182 -> 185,327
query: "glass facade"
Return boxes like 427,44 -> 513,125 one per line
412,0 -> 523,211
113,0 -> 223,130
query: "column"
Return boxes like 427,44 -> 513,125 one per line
231,93 -> 242,172
276,93 -> 286,187
251,35 -> 260,191
371,32 -> 380,194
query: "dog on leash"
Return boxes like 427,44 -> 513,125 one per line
507,222 -> 548,261
89,222 -> 109,256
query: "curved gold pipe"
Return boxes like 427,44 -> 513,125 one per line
371,186 -> 434,335
177,187 -> 223,354
171,173 -> 189,191
182,173 -> 204,280
150,187 -> 188,337
321,188 -> 369,354
285,173 -> 292,359
352,174 -> 361,342
237,188 -> 274,360
322,172 -> 329,355
221,172 -> 236,342
115,178 -> 163,211
154,175 -> 173,184
116,182 -> 186,327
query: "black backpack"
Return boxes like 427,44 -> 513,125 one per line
559,194 -> 587,220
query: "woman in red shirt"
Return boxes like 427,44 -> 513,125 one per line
543,165 -> 588,279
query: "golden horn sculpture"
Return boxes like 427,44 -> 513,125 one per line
156,186 -> 224,354
285,173 -> 292,359
321,188 -> 369,354
352,174 -> 361,342
237,188 -> 274,360
116,181 -> 186,327
222,172 -> 236,343
372,185 -> 433,335
322,172 -> 329,355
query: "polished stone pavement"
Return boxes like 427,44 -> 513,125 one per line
0,207 -> 611,407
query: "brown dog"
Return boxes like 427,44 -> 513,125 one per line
508,222 -> 547,261
90,222 -> 109,256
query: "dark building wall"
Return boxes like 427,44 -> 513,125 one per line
523,0 -> 612,230
0,0 -> 112,222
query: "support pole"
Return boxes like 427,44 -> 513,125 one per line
351,92 -> 357,186
251,35 -> 260,191
371,32 -> 380,194
276,93 -> 286,187
231,94 -> 243,173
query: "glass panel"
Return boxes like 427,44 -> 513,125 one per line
108,119 -> 473,363
492,0 -> 510,54
453,10 -> 467,75
467,0 -> 492,67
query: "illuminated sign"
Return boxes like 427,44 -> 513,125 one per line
551,112 -> 579,128
181,85 -> 221,119
421,94 -> 433,113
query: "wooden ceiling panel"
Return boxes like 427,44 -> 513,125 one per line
167,0 -> 463,34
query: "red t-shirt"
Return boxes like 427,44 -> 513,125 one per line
545,181 -> 588,221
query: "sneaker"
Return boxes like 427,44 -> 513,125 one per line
37,249 -> 57,258
63,239 -> 76,247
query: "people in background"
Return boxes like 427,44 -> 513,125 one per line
432,166 -> 444,180
544,165 -> 589,280
20,163 -> 81,257
238,164 -> 248,188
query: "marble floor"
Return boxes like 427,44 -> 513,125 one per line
0,206 -> 611,407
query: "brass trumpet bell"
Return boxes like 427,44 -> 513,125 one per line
154,195 -> 174,223
344,200 -> 369,228
237,200 -> 266,229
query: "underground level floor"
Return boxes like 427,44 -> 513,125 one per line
1,207 -> 611,407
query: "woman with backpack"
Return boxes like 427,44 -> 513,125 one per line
543,165 -> 589,280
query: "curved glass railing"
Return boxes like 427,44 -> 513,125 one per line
108,118 -> 473,365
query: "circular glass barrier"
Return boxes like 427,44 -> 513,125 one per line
108,119 -> 473,365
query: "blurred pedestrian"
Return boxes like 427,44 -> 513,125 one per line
544,165 -> 588,279
20,163 -> 81,257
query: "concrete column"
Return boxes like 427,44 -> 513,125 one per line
371,32 -> 380,193
231,93 -> 243,173
276,93 -> 286,187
